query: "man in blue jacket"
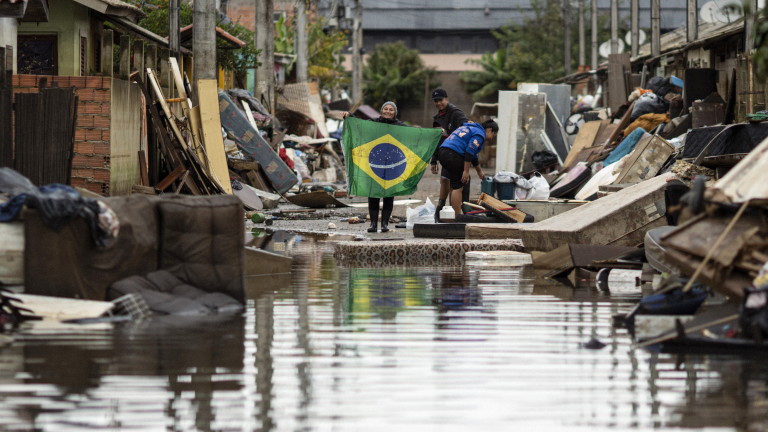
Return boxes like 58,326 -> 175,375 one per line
437,120 -> 498,217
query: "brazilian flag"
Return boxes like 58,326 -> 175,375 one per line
342,117 -> 441,198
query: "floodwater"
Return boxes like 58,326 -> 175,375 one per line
2,236 -> 768,431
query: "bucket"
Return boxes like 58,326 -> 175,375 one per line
480,176 -> 496,196
495,182 -> 516,200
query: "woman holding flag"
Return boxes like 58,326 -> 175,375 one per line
342,102 -> 409,232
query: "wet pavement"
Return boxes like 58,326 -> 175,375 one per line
2,234 -> 768,431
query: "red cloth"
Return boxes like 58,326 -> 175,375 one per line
278,148 -> 294,170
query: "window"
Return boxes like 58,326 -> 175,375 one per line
80,36 -> 87,76
17,35 -> 58,75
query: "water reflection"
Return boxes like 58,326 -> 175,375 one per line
2,247 -> 768,431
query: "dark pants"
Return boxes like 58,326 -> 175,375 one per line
369,197 -> 394,224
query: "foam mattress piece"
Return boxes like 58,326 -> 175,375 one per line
465,172 -> 674,252
465,251 -> 532,265
333,239 -> 524,266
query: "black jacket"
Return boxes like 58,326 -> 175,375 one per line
374,116 -> 406,126
431,103 -> 468,164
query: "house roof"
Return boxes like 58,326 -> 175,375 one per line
178,23 -> 247,49
0,0 -> 49,21
72,0 -> 144,22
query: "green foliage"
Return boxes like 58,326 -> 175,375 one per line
126,0 -> 260,86
274,14 -> 349,89
362,41 -> 435,111
307,18 -> 349,90
461,0 -> 617,101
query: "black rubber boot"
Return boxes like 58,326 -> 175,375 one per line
380,197 -> 393,233
368,198 -> 380,233
434,199 -> 446,223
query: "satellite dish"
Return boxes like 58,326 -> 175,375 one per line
700,0 -> 741,23
598,39 -> 625,59
624,29 -> 647,47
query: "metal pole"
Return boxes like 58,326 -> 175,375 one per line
351,0 -> 363,103
591,0 -> 597,68
631,0 -> 639,56
255,0 -> 275,112
193,0 -> 217,81
652,0 -> 660,58
610,0 -> 618,54
169,0 -> 180,58
296,0 -> 308,82
687,0 -> 698,43
578,0 -> 586,67
563,0 -> 571,75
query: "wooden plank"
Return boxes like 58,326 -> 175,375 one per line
241,100 -> 258,128
563,120 -> 601,170
146,68 -> 188,150
197,79 -> 233,194
229,160 -> 261,171
155,164 -> 186,191
138,150 -> 149,186
478,192 -> 533,223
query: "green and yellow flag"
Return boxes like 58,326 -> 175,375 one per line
342,117 -> 441,198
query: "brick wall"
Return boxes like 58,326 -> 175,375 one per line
12,75 -> 112,195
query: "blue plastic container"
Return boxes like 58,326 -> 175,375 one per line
495,182 -> 516,200
480,176 -> 496,196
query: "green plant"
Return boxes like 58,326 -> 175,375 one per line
126,0 -> 260,87
308,18 -> 348,90
362,41 -> 435,111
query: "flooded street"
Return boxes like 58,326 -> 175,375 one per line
2,239 -> 768,431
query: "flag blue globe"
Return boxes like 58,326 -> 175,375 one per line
369,142 -> 407,180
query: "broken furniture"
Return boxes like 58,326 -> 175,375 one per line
24,194 -> 246,304
466,173 -> 673,252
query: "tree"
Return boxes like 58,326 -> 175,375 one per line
126,0 -> 260,88
274,15 -> 349,90
461,0 -> 617,101
362,41 -> 434,111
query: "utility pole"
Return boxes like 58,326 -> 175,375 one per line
631,0 -> 639,57
351,0 -> 363,103
651,0 -> 660,58
255,0 -> 275,113
687,0 -> 698,43
578,0 -> 585,68
193,0 -> 217,87
610,0 -> 618,54
169,0 -> 180,59
746,0 -> 758,51
296,0 -> 308,82
563,0 -> 571,76
591,0 -> 597,68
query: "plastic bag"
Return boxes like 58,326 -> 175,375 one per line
406,197 -> 435,229
513,172 -> 550,200
494,171 -> 518,183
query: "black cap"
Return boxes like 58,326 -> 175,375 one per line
431,88 -> 448,100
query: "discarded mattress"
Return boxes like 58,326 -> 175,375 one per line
549,162 -> 592,198
466,173 -> 674,252
681,123 -> 768,160
333,239 -> 524,266
109,270 -> 242,315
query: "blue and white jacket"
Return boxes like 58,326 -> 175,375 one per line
439,122 -> 486,162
